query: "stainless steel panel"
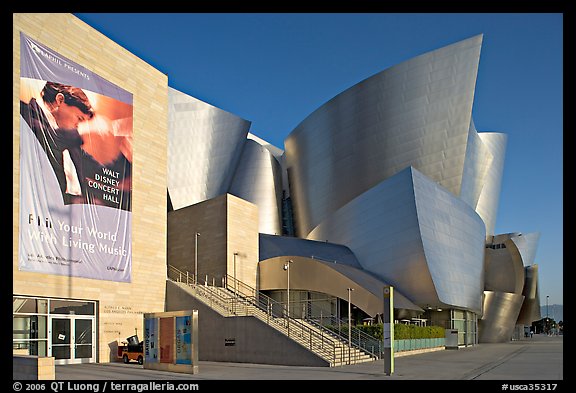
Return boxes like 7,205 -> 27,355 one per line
308,166 -> 486,313
476,132 -> 508,236
478,291 -> 524,343
167,87 -> 250,210
229,139 -> 283,235
510,232 -> 541,266
285,35 -> 483,237
460,120 -> 493,210
484,238 -> 525,294
517,264 -> 542,325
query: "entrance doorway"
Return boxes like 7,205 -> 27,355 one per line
50,316 -> 95,364
14,296 -> 98,363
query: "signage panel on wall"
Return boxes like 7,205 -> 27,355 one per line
175,315 -> 192,365
143,311 -> 198,374
18,32 -> 133,282
144,317 -> 158,364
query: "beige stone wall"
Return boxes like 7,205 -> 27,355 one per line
167,194 -> 259,289
227,195 -> 259,289
13,14 -> 168,362
168,194 -> 228,283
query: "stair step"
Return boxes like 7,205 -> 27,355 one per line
168,275 -> 378,366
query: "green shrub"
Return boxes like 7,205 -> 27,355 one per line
355,323 -> 444,340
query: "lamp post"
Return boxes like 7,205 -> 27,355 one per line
546,295 -> 550,335
194,232 -> 200,286
233,252 -> 239,295
347,287 -> 354,364
283,260 -> 293,335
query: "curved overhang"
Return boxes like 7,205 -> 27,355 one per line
259,233 -> 363,269
479,291 -> 525,343
258,256 -> 422,317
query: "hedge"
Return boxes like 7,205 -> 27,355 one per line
355,323 -> 445,340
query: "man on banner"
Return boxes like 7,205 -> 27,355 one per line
20,81 -> 132,211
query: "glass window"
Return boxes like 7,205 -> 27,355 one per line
13,315 -> 48,340
51,319 -> 71,344
52,345 -> 71,359
50,300 -> 95,315
38,299 -> 48,314
13,297 -> 39,314
13,341 -> 47,356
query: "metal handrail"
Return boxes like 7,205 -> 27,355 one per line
302,300 -> 382,358
167,265 -> 356,365
223,272 -> 381,359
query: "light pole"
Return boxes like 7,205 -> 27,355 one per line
233,252 -> 239,295
283,260 -> 292,335
546,295 -> 550,335
194,232 -> 200,286
347,287 -> 354,364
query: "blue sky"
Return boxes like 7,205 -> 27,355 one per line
74,13 -> 563,307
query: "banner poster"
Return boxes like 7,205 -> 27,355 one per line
175,315 -> 192,365
144,317 -> 158,363
18,32 -> 133,282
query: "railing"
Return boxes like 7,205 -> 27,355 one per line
167,265 -> 362,366
223,272 -> 381,360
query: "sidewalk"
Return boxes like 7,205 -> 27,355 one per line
56,334 -> 563,380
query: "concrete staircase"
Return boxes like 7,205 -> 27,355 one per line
167,265 -> 376,367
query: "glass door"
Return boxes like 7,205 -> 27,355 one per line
74,318 -> 94,361
49,316 -> 95,364
50,318 -> 71,361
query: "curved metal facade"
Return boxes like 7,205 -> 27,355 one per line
484,238 -> 526,294
510,232 -> 541,266
167,87 -> 250,210
285,34 -> 483,237
478,291 -> 525,343
229,139 -> 283,235
308,166 -> 486,312
460,121 -> 494,211
475,132 -> 507,236
517,264 -> 542,325
480,233 -> 542,341
163,34 -> 542,345
258,256 -> 422,317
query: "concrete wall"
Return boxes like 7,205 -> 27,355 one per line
13,14 -> 168,362
168,194 -> 259,289
165,280 -> 329,366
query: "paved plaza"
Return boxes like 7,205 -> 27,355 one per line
55,334 -> 563,381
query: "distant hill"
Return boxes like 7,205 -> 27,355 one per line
540,304 -> 563,322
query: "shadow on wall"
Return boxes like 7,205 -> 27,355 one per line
108,340 -> 119,362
